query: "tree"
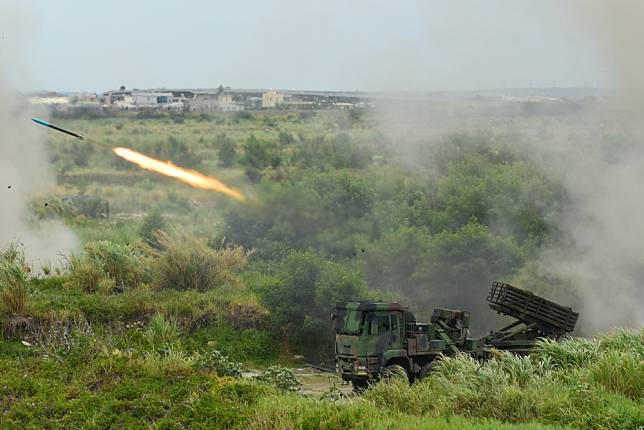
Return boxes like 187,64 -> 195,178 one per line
256,250 -> 366,357
240,135 -> 282,182
217,136 -> 237,167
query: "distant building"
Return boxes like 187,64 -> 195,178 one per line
132,92 -> 173,108
104,88 -> 134,109
28,96 -> 70,106
188,93 -> 242,112
262,90 -> 284,108
334,102 -> 354,109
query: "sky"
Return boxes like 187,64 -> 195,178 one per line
2,0 -> 609,92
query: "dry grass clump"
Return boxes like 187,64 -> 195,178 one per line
154,230 -> 252,291
144,312 -> 180,351
29,310 -> 95,361
66,241 -> 150,292
0,243 -> 31,317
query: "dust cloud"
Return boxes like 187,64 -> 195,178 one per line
0,5 -> 78,267
369,2 -> 644,334
549,1 -> 644,333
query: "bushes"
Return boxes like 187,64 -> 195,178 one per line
217,134 -> 237,167
66,241 -> 150,292
197,348 -> 242,377
144,313 -> 180,351
255,249 -> 366,356
186,319 -> 276,362
0,244 -> 31,316
254,365 -> 301,392
139,209 -> 166,248
155,230 -> 251,291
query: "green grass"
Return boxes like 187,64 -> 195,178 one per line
10,111 -> 643,428
248,395 -> 566,430
358,333 -> 644,430
0,319 -> 640,429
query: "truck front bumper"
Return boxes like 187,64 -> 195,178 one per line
337,355 -> 380,380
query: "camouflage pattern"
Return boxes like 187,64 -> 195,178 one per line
334,282 -> 579,387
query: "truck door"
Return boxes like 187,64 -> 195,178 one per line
369,312 -> 403,352
390,312 -> 403,350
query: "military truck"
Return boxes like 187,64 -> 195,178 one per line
333,281 -> 579,391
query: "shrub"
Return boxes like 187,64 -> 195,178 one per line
144,313 -> 180,351
65,255 -> 104,292
30,311 -> 95,363
66,241 -> 149,292
256,250 -> 366,356
139,210 -> 166,248
143,346 -> 195,377
254,365 -> 301,392
0,244 -> 30,316
198,348 -> 242,377
235,111 -> 252,120
155,230 -> 251,291
217,135 -> 237,167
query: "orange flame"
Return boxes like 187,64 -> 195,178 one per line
112,147 -> 245,202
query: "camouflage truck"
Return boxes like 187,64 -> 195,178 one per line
333,282 -> 579,391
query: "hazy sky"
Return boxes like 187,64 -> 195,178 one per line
3,0 -> 609,92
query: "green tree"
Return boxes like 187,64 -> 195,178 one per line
256,250 -> 366,356
240,135 -> 282,182
139,209 -> 166,248
217,135 -> 237,167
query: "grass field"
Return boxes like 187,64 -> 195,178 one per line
1,108 -> 642,428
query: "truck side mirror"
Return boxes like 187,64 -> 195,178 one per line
331,313 -> 336,321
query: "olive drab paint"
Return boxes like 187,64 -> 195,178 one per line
335,281 -> 579,391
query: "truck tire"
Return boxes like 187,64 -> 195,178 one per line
383,364 -> 409,383
351,379 -> 369,393
418,361 -> 436,380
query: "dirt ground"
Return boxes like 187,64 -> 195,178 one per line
292,367 -> 353,397
243,367 -> 353,398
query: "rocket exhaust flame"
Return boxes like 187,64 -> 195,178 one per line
31,118 -> 245,201
112,147 -> 245,201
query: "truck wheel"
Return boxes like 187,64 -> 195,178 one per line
351,379 -> 369,393
418,362 -> 436,380
383,364 -> 409,383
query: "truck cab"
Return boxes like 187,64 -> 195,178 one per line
334,301 -> 475,390
334,302 -> 409,389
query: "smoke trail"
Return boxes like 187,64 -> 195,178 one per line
0,4 -> 78,267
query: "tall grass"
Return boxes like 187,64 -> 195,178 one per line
155,230 -> 251,291
66,241 -> 150,292
0,244 -> 30,316
360,331 -> 644,430
144,312 -> 180,351
248,394 -> 561,430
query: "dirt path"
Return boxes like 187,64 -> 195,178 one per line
292,367 -> 353,397
243,367 -> 353,398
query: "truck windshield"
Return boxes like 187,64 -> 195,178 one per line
337,309 -> 363,334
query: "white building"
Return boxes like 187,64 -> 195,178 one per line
132,92 -> 173,108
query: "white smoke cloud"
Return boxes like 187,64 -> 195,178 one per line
0,3 -> 78,267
